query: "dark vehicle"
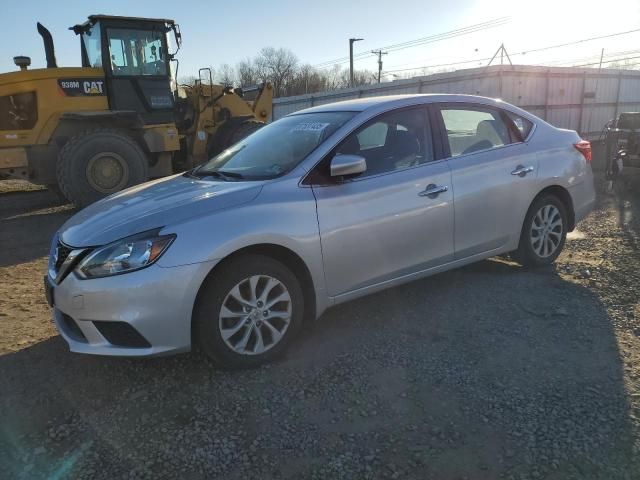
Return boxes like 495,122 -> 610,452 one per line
604,112 -> 640,190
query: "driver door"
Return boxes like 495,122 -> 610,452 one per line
310,107 -> 454,297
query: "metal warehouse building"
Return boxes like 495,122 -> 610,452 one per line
273,65 -> 640,140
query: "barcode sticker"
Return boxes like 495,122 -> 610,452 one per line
291,122 -> 330,132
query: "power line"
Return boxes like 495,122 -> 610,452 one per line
312,17 -> 510,69
544,49 -> 640,66
514,28 -> 640,57
570,54 -> 640,68
550,49 -> 640,67
384,28 -> 640,74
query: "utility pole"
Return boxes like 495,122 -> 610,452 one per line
372,49 -> 388,83
597,47 -> 605,70
349,38 -> 363,88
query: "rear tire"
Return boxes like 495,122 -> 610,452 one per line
513,194 -> 568,267
56,129 -> 149,208
193,254 -> 304,369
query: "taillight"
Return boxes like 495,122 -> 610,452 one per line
574,140 -> 592,163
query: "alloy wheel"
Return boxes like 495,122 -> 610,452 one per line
530,204 -> 563,258
218,275 -> 292,355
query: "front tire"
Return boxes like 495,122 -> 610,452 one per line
193,254 -> 304,369
513,194 -> 568,267
56,129 -> 149,208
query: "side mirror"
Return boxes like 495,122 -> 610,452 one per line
330,154 -> 367,177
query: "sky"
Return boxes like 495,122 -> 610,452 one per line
2,0 -> 640,81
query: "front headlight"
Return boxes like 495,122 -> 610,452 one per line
76,230 -> 175,279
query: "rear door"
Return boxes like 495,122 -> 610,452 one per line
435,103 -> 539,259
309,106 -> 454,297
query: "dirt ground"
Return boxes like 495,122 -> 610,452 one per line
1,171 -> 640,479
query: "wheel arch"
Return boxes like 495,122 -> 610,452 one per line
531,184 -> 576,231
192,243 -> 318,330
51,114 -> 146,151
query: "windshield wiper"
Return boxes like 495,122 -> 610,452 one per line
188,169 -> 244,181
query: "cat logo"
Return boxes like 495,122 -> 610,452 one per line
83,80 -> 104,95
57,78 -> 106,97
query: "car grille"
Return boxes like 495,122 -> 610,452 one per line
55,241 -> 73,272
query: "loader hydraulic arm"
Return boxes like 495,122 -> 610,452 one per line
238,83 -> 273,122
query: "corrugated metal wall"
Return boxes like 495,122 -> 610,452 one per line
273,65 -> 640,138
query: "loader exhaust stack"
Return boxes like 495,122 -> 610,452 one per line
36,22 -> 57,68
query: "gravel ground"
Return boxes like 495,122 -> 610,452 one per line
1,174 -> 639,480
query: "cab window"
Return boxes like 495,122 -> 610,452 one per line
107,28 -> 167,76
81,22 -> 102,68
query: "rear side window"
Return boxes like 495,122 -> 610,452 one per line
439,107 -> 513,157
505,111 -> 534,140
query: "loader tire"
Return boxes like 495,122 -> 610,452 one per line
229,120 -> 265,145
46,183 -> 69,204
207,121 -> 266,159
57,129 -> 149,208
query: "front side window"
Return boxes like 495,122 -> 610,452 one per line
107,28 -> 167,76
81,23 -> 102,68
440,107 -> 513,157
193,112 -> 356,180
333,108 -> 433,178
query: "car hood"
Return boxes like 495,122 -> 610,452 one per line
59,174 -> 264,247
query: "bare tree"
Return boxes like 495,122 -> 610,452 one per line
255,47 -> 298,96
236,59 -> 257,87
210,48 -> 377,97
178,75 -> 198,86
217,63 -> 236,86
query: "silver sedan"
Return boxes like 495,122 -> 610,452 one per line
46,94 -> 595,368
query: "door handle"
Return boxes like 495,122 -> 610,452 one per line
419,184 -> 448,198
511,165 -> 534,177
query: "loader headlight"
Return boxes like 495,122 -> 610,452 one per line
76,230 -> 175,279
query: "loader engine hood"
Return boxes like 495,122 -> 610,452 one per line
59,173 -> 264,247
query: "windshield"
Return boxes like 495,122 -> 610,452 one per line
193,111 -> 356,180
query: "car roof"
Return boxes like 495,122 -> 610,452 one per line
290,94 -> 512,115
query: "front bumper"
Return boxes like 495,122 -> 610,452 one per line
49,260 -> 218,357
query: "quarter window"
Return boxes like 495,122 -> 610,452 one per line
505,111 -> 533,140
440,107 -> 513,157
334,108 -> 433,178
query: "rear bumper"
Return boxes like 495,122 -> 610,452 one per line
50,259 -> 218,357
569,172 -> 596,226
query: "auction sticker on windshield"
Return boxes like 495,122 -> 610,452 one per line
291,122 -> 330,132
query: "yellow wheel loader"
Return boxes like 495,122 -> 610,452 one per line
0,15 -> 272,207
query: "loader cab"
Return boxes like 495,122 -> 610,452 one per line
72,15 -> 180,124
